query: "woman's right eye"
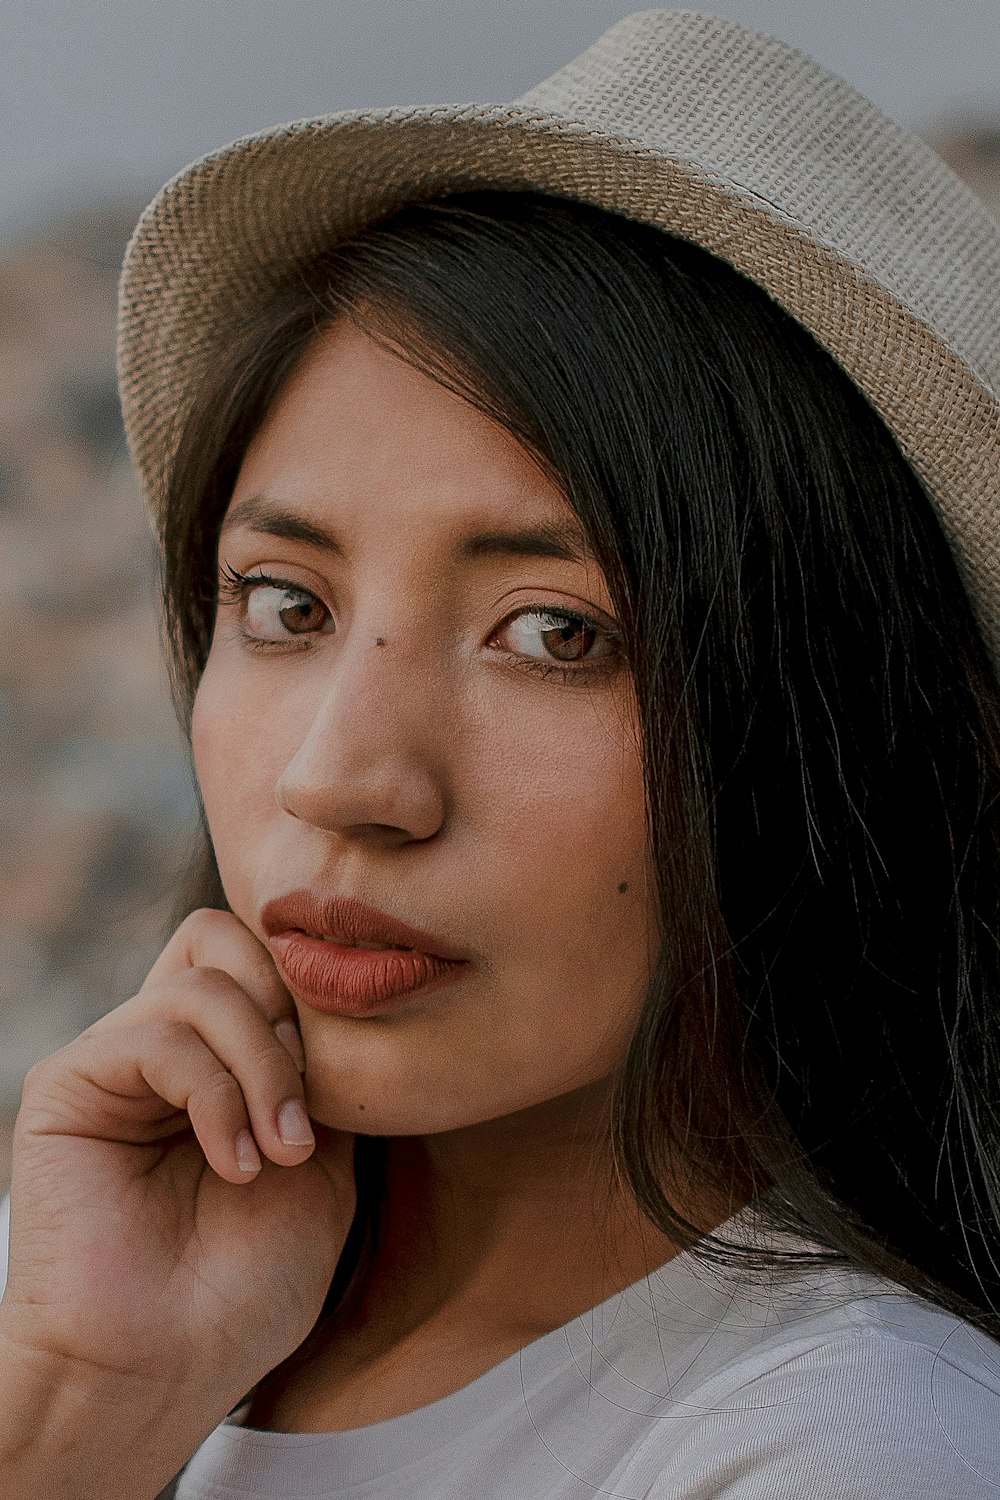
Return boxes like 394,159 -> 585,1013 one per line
218,567 -> 332,645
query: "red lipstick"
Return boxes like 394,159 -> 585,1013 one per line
260,892 -> 469,1017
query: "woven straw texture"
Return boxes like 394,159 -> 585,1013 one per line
117,7 -> 1000,662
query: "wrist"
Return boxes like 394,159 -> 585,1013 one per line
0,1325 -> 224,1499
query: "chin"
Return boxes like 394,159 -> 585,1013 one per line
302,1068 -> 559,1139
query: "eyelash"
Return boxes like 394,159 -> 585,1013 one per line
216,564 -> 621,683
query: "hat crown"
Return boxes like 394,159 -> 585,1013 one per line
516,8 -> 1000,399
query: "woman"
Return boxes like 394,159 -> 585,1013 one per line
1,9 -> 999,1497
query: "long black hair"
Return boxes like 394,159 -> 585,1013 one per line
162,190 -> 1000,1341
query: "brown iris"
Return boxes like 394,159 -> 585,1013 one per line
275,587 -> 328,635
540,616 -> 596,661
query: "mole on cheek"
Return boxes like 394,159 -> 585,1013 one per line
617,881 -> 629,894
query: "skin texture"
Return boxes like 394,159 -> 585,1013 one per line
190,315 -> 682,1429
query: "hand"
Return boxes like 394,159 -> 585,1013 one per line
0,908 -> 357,1416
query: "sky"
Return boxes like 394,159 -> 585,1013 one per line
3,0 -> 999,245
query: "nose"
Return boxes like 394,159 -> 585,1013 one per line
274,633 -> 449,846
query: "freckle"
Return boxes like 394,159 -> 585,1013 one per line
358,1103 -> 366,1110
375,637 -> 385,647
617,882 -> 629,894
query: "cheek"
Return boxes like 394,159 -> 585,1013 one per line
189,657 -> 285,887
191,665 -> 240,828
474,729 -> 656,1112
473,689 -> 657,991
480,683 -> 648,877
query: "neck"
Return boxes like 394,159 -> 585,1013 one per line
349,1078 -> 690,1346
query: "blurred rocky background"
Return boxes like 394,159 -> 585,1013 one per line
0,203 -> 200,1194
0,117 -> 997,1199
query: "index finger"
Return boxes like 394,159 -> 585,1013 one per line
142,908 -> 290,1013
86,907 -> 306,1071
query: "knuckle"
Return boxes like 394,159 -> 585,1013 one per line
177,963 -> 238,995
20,1055 -> 55,1095
16,1049 -> 79,1127
177,906 -> 230,938
165,966 -> 246,1017
191,1067 -> 244,1113
76,1004 -> 136,1040
247,1033 -> 296,1080
151,1015 -> 192,1049
168,908 -> 243,971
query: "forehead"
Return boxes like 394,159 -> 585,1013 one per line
226,318 -> 590,555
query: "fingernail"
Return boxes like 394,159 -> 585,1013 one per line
274,1018 -> 307,1073
277,1098 -> 315,1148
235,1128 -> 262,1173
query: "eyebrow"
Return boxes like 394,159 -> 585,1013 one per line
220,494 -> 592,565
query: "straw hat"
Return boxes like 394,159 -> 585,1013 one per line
117,7 -> 1000,664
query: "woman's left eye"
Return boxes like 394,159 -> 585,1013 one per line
496,607 -> 619,675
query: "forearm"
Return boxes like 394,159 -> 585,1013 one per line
0,1330 -> 223,1500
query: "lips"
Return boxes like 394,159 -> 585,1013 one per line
260,892 -> 465,959
260,891 -> 469,1016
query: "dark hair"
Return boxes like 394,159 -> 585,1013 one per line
162,190 -> 1000,1343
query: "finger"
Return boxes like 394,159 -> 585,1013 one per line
146,969 -> 315,1164
134,1022 -> 270,1184
272,1017 -> 306,1074
88,987 -> 307,1079
154,910 -> 308,1072
90,907 -> 307,1071
143,908 -> 290,1022
40,1022 -> 261,1184
71,1002 -> 314,1181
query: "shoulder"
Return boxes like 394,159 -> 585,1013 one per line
641,1290 -> 1000,1498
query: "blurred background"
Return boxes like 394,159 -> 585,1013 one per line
2,0 -> 998,1197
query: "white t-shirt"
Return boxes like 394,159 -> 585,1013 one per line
2,1194 -> 999,1497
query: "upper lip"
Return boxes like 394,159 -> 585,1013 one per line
260,891 -> 468,962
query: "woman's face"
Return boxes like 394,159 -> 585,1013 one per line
192,315 -> 659,1135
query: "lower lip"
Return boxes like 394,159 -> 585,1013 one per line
269,932 -> 468,1016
